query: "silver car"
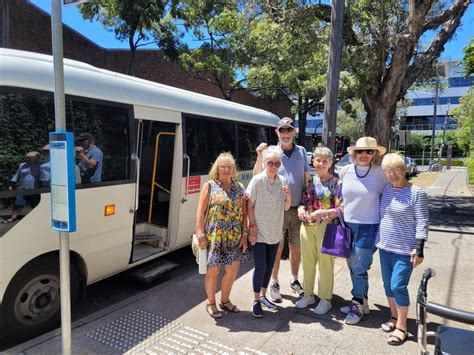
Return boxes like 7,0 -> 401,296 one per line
334,153 -> 351,177
404,156 -> 418,177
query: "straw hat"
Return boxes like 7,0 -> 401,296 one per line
347,136 -> 386,155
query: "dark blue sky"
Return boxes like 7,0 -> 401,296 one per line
32,1 -> 473,60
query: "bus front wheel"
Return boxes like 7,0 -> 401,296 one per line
0,257 -> 79,341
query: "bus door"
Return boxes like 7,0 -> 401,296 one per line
132,120 -> 176,262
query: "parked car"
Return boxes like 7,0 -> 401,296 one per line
405,156 -> 418,177
334,153 -> 351,177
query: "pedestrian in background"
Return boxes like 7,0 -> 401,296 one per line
339,136 -> 387,325
377,153 -> 428,345
253,117 -> 311,303
296,147 -> 343,314
195,152 -> 248,318
247,146 -> 291,318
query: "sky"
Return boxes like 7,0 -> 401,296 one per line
31,1 -> 474,60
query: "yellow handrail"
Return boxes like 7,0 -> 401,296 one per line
148,131 -> 175,223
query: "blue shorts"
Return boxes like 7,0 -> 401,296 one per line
379,249 -> 413,306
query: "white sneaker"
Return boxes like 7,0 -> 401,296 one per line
269,282 -> 282,303
295,295 -> 316,309
289,280 -> 304,297
345,301 -> 363,325
340,298 -> 370,315
313,299 -> 332,315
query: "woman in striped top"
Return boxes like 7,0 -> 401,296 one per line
376,153 -> 429,346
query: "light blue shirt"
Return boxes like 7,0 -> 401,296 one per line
279,144 -> 310,206
79,145 -> 103,183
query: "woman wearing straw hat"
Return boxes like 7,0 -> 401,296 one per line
338,136 -> 387,325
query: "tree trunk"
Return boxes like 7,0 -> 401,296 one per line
297,95 -> 306,146
128,37 -> 136,76
363,95 -> 395,150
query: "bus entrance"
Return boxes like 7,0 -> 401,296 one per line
132,121 -> 176,262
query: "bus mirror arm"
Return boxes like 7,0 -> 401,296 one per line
130,153 -> 140,213
181,154 -> 190,203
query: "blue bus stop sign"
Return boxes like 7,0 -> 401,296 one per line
49,131 -> 76,232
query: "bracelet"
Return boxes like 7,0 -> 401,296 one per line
248,223 -> 256,229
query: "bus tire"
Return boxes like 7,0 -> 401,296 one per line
0,256 -> 79,341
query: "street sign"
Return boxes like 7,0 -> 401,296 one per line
63,0 -> 90,6
49,131 -> 77,232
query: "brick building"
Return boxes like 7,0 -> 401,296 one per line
0,0 -> 291,118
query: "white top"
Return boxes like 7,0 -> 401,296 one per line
376,184 -> 429,255
340,164 -> 387,224
246,172 -> 288,244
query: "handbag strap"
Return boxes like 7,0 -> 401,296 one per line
335,208 -> 346,228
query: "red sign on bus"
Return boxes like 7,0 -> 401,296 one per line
188,176 -> 202,194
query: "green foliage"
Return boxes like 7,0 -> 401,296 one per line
80,0 -> 182,74
337,99 -> 365,143
468,154 -> 474,188
452,86 -> 474,156
463,38 -> 474,77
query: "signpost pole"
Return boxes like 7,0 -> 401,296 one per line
51,1 -> 71,354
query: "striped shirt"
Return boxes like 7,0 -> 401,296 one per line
376,183 -> 429,256
341,164 -> 386,224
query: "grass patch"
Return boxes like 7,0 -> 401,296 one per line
410,172 -> 441,188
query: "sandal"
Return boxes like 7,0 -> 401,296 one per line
387,327 -> 408,346
381,316 -> 397,332
206,303 -> 222,318
219,300 -> 240,313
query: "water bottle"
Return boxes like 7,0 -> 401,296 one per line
198,248 -> 207,274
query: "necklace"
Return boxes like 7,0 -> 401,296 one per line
355,164 -> 372,178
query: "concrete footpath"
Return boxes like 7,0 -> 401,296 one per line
6,169 -> 474,354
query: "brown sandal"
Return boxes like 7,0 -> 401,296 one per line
381,316 -> 397,332
206,303 -> 222,318
219,300 -> 240,313
387,327 -> 408,346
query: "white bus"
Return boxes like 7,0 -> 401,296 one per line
0,48 -> 279,340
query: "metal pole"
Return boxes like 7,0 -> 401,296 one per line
322,0 -> 344,154
422,146 -> 425,172
429,79 -> 439,168
51,1 -> 72,354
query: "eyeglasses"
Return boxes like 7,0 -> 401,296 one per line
356,149 -> 375,155
383,167 -> 404,174
278,127 -> 294,133
266,161 -> 281,168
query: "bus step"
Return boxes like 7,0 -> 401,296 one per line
134,233 -> 162,242
129,260 -> 178,283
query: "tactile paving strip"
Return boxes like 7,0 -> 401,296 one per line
87,309 -> 266,354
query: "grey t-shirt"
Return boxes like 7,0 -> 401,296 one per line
246,172 -> 288,245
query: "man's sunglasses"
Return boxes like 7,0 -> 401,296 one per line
356,149 -> 375,155
278,127 -> 294,133
266,161 -> 282,168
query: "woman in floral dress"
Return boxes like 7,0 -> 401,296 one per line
295,147 -> 343,315
195,152 -> 248,318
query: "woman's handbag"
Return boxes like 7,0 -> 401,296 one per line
321,209 -> 351,259
191,183 -> 212,261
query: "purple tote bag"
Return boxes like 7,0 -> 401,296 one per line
321,209 -> 351,259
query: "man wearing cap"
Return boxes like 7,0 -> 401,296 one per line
75,133 -> 103,183
252,117 -> 311,303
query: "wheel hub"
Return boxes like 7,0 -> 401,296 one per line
14,274 -> 60,326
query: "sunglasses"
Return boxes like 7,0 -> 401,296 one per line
278,127 -> 294,133
356,149 -> 375,155
266,160 -> 281,168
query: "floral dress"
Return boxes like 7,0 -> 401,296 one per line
205,179 -> 248,266
301,175 -> 343,226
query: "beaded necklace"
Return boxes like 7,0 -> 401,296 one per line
354,164 -> 372,178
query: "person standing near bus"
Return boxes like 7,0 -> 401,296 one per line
75,133 -> 103,183
196,152 -> 248,318
246,146 -> 291,318
253,117 -> 311,302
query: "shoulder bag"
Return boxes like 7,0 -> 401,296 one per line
321,208 -> 351,259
